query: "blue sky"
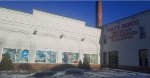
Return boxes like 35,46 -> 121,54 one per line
0,1 -> 150,28
103,1 -> 150,25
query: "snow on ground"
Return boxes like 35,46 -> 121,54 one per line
0,68 -> 150,78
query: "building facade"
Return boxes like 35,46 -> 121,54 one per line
0,7 -> 101,67
101,10 -> 150,72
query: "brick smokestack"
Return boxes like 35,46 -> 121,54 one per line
96,0 -> 102,29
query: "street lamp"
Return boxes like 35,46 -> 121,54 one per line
60,34 -> 64,39
79,38 -> 85,62
33,29 -> 37,35
81,38 -> 85,41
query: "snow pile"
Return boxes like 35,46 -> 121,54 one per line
50,68 -> 150,78
31,70 -> 56,77
0,73 -> 32,78
65,68 -> 84,75
0,68 -> 150,78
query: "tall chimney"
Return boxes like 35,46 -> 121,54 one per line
96,0 -> 102,29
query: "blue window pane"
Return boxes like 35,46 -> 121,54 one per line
62,52 -> 68,63
22,50 -> 28,57
47,51 -> 56,63
72,53 -> 79,63
3,48 -> 16,62
21,50 -> 29,62
35,50 -> 46,63
16,49 -> 29,63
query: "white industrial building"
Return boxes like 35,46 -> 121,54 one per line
2,6 -> 150,72
101,10 -> 150,72
0,7 -> 101,65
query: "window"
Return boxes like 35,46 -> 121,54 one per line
3,48 -> 16,62
62,52 -> 79,64
83,54 -> 90,63
103,52 -> 107,65
84,54 -> 98,64
139,49 -> 148,67
139,26 -> 146,39
47,51 -> 57,63
103,52 -> 109,67
35,50 -> 58,63
35,50 -> 46,63
90,54 -> 98,64
3,48 -> 29,63
71,53 -> 79,63
103,35 -> 107,44
16,49 -> 29,62
109,51 -> 118,68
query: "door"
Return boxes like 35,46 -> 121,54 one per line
139,49 -> 148,67
109,51 -> 118,68
103,52 -> 109,67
